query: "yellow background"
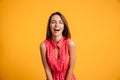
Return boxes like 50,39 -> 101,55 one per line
0,0 -> 120,80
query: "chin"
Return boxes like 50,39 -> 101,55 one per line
53,33 -> 61,37
53,34 -> 60,37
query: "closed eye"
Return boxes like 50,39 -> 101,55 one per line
51,20 -> 56,24
59,20 -> 63,24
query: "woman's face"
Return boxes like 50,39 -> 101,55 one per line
50,14 -> 64,37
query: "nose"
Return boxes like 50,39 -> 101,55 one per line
55,22 -> 59,27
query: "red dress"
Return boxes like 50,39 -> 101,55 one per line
44,36 -> 76,80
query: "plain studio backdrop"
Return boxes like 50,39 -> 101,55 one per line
0,0 -> 120,80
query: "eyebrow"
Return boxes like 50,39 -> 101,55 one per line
51,20 -> 56,22
51,19 -> 62,21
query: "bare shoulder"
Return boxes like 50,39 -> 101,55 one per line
40,42 -> 46,51
68,39 -> 75,47
68,39 -> 76,56
40,42 -> 45,48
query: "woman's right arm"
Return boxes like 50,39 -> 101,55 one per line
40,42 -> 53,80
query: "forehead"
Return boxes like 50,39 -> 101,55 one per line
51,14 -> 62,20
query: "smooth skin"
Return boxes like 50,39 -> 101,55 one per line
40,14 -> 76,80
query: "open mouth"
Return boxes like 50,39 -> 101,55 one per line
54,29 -> 60,32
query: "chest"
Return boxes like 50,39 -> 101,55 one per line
46,44 -> 70,64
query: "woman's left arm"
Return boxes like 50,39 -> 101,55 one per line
66,39 -> 76,80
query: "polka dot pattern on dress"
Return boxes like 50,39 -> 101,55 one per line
44,36 -> 76,80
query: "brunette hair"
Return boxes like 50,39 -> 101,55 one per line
46,12 -> 71,39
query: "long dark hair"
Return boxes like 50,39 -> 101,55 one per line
46,12 -> 71,39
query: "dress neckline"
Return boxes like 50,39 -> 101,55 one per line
50,36 -> 65,48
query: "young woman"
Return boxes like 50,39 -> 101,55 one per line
40,12 -> 76,80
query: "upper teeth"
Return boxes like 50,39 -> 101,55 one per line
54,29 -> 59,31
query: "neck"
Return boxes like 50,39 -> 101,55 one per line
52,35 -> 62,43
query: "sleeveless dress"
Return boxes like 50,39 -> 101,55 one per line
44,36 -> 76,80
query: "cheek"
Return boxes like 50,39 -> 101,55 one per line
61,25 -> 64,31
50,24 -> 54,28
50,24 -> 54,30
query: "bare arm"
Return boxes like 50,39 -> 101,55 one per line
66,39 -> 76,80
40,42 -> 53,80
